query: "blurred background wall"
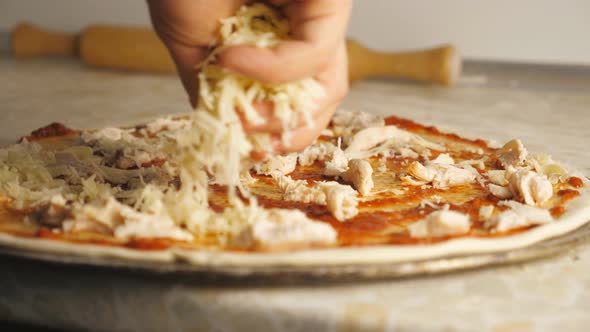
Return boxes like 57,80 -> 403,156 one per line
1,0 -> 589,65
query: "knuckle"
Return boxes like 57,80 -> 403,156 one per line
257,64 -> 289,84
216,52 -> 231,67
314,56 -> 332,73
331,83 -> 349,103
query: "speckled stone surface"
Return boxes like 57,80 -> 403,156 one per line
0,56 -> 589,332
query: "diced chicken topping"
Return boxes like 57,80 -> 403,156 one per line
400,175 -> 427,186
345,126 -> 446,160
409,208 -> 471,238
278,178 -> 324,205
297,142 -> 341,166
330,110 -> 385,136
71,197 -> 193,241
276,176 -> 358,221
114,213 -> 193,241
429,153 -> 455,165
72,197 -> 124,230
406,162 -> 437,182
497,139 -> 528,168
487,170 -> 508,186
506,167 -> 553,206
324,147 -> 349,176
344,126 -> 406,155
253,153 -> 297,176
405,161 -> 476,189
295,140 -> 350,177
82,127 -> 128,141
526,153 -> 573,184
488,184 -> 513,199
324,185 -> 359,221
342,159 -> 374,196
479,205 -> 495,220
488,201 -> 553,232
458,158 -> 487,170
232,209 -> 337,250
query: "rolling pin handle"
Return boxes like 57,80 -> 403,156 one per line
12,22 -> 77,58
11,22 -> 460,86
347,40 -> 462,86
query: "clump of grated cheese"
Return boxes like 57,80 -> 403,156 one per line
0,142 -> 66,208
0,140 -> 152,208
198,3 -> 325,145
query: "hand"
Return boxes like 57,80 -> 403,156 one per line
147,0 -> 352,153
147,0 -> 244,105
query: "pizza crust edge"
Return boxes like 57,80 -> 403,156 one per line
0,188 -> 588,267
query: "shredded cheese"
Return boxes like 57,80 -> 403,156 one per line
0,4 -> 334,245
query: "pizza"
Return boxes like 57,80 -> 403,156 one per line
0,4 -> 588,267
0,110 -> 588,265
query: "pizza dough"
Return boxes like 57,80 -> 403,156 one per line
0,111 -> 588,267
0,4 -> 588,268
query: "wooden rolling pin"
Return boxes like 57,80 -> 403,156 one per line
12,22 -> 461,86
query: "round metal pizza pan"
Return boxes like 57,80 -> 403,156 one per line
1,222 -> 590,284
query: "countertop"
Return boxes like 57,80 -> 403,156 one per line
0,56 -> 589,332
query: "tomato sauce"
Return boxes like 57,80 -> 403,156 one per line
569,177 -> 584,188
385,116 -> 491,150
2,116 -> 586,251
20,123 -> 79,142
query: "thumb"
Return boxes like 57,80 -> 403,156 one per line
164,44 -> 207,107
